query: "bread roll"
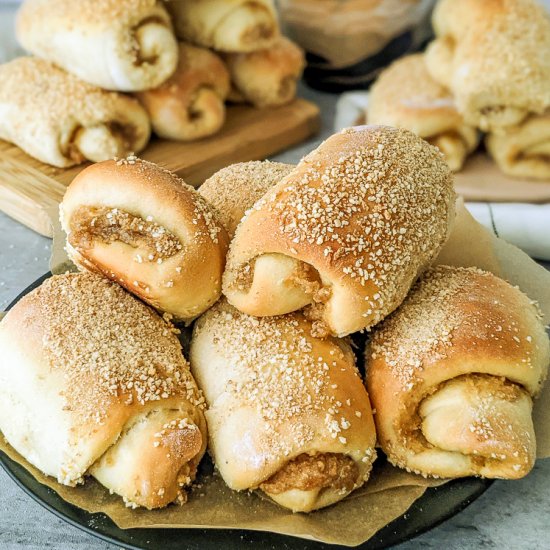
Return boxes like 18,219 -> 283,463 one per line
222,126 -> 456,337
60,157 -> 229,322
0,57 -> 150,168
425,0 -> 550,131
199,161 -> 294,237
16,0 -> 178,92
167,0 -> 279,53
366,266 -> 550,479
225,36 -> 305,108
136,42 -> 230,141
368,54 -> 479,172
190,300 -> 376,512
0,273 -> 207,509
486,111 -> 550,181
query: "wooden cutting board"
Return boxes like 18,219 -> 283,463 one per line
0,98 -> 320,238
454,153 -> 550,204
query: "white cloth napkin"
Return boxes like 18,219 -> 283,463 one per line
335,92 -> 550,261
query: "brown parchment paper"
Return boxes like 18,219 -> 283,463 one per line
454,154 -> 550,203
2,198 -> 550,546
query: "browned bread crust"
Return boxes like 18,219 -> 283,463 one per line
0,273 -> 207,508
0,57 -> 150,167
190,299 -> 376,512
60,157 -> 229,322
486,111 -> 550,180
224,36 -> 305,108
16,0 -> 178,91
223,126 -> 455,337
366,266 -> 550,479
199,160 -> 294,237
166,0 -> 279,53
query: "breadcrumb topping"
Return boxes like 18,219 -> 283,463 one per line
430,0 -> 550,125
0,57 -> 145,162
199,161 -> 294,236
118,156 -> 224,245
20,0 -> 160,25
230,126 -> 454,329
369,265 -> 542,391
194,301 -> 372,463
35,273 -> 204,422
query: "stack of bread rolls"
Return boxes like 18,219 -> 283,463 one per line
0,0 -> 305,167
368,0 -> 550,180
1,125 -> 548,515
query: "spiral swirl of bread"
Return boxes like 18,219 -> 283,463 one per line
16,0 -> 179,92
167,0 -> 279,53
222,125 -> 456,337
190,300 -> 376,512
485,111 -> 550,181
0,57 -> 150,168
60,157 -> 229,322
366,266 -> 550,479
136,42 -> 230,141
0,273 -> 207,509
224,36 -> 305,108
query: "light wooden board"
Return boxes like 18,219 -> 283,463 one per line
0,98 -> 320,237
454,153 -> 550,203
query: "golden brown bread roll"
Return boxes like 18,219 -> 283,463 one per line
166,0 -> 279,53
222,126 -> 456,337
485,111 -> 550,180
368,54 -> 479,172
0,272 -> 207,509
16,0 -> 179,92
198,160 -> 294,237
425,0 -> 550,131
190,300 -> 377,512
366,266 -> 550,479
136,42 -> 230,141
60,157 -> 229,322
224,36 -> 305,108
0,57 -> 150,168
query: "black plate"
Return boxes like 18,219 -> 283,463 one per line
0,273 -> 492,549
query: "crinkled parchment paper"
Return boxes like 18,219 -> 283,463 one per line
1,198 -> 550,546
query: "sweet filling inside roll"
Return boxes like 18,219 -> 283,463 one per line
405,374 -> 535,473
69,206 -> 183,263
260,453 -> 359,495
221,2 -> 277,48
234,253 -> 331,317
66,123 -> 137,164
